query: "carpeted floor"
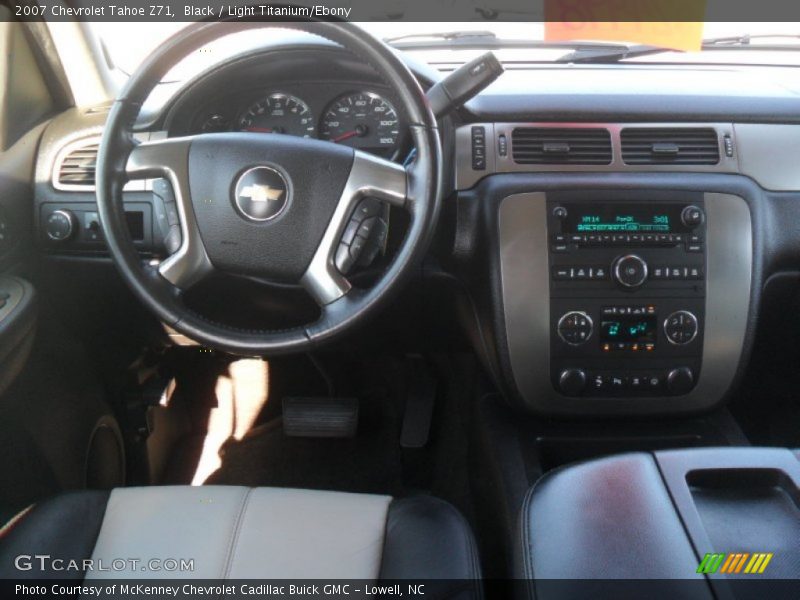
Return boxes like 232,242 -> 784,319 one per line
159,352 -> 407,497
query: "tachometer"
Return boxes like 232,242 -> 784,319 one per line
237,93 -> 315,137
320,92 -> 400,156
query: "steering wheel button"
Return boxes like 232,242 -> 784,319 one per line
335,243 -> 356,274
341,220 -> 360,245
350,235 -> 367,258
165,202 -> 179,227
357,217 -> 376,238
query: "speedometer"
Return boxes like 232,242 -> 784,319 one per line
320,92 -> 400,156
237,93 -> 315,137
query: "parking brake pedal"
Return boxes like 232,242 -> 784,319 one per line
282,397 -> 359,438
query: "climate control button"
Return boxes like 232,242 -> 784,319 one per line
664,310 -> 699,345
557,311 -> 593,345
612,254 -> 648,288
559,368 -> 587,396
666,367 -> 695,395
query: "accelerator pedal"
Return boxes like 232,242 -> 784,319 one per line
282,397 -> 359,438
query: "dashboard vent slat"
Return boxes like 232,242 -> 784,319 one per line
511,127 -> 612,165
56,142 -> 99,188
621,128 -> 720,165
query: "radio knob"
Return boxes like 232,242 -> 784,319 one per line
681,205 -> 705,228
559,368 -> 587,396
666,367 -> 695,395
612,254 -> 648,288
45,209 -> 77,242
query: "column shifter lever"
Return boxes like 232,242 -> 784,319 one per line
426,52 -> 504,118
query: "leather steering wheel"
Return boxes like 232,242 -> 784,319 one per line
96,21 -> 441,355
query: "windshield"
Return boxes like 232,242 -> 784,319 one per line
90,21 -> 800,78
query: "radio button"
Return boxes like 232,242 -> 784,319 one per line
613,254 -> 648,288
552,267 -> 571,280
681,205 -> 705,228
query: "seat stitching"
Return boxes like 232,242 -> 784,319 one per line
220,488 -> 254,580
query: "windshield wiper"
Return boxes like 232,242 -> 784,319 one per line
703,34 -> 800,46
385,33 -> 661,56
554,44 -> 671,63
384,30 -> 498,44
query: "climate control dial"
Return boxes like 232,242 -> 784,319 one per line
557,311 -> 593,346
664,310 -> 698,345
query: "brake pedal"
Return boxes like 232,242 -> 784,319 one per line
282,397 -> 359,438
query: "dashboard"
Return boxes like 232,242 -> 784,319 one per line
162,47 -> 413,160
29,39 -> 800,418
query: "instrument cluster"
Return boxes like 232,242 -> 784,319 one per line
193,88 -> 402,158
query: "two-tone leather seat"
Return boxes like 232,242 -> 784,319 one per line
0,486 -> 482,595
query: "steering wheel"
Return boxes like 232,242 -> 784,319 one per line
96,21 -> 441,355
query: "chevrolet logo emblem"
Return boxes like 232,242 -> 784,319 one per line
239,184 -> 284,203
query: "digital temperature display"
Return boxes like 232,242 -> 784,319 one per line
600,315 -> 658,344
562,204 -> 686,234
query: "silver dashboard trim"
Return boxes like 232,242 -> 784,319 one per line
126,138 -> 214,289
52,132 -> 167,193
457,122 -> 738,190
498,191 -> 752,416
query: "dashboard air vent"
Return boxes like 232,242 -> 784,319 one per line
56,141 -> 99,189
511,127 -> 612,165
621,128 -> 720,165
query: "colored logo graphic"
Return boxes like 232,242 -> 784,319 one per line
697,552 -> 773,574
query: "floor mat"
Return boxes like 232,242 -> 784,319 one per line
159,352 -> 405,496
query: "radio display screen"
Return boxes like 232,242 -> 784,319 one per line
600,315 -> 658,345
562,204 -> 685,234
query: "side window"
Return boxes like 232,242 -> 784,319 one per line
0,7 -> 55,150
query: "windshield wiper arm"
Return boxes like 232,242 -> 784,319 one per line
555,44 -> 673,63
703,34 -> 800,46
386,34 -> 653,55
384,31 -> 498,44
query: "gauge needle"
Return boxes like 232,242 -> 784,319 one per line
246,127 -> 273,133
331,130 -> 360,143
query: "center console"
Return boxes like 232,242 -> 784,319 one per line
547,194 -> 706,398
498,189 -> 752,416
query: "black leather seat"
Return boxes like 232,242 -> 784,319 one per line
0,486 -> 482,593
517,447 -> 800,599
